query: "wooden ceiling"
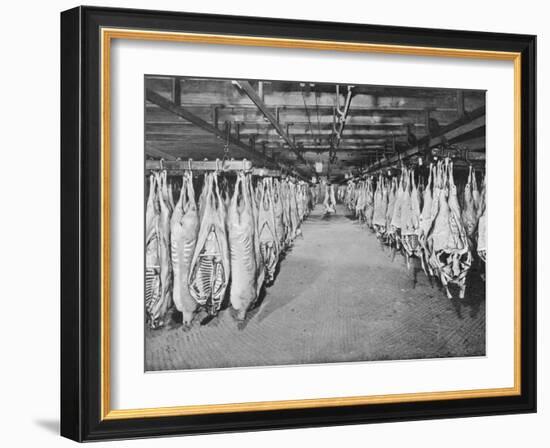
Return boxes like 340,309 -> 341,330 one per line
145,76 -> 485,181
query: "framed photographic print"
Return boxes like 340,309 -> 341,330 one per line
60,6 -> 536,442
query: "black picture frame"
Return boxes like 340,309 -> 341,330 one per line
61,5 -> 536,442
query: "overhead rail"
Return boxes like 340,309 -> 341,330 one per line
145,158 -> 288,179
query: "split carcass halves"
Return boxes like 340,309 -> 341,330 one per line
188,173 -> 230,316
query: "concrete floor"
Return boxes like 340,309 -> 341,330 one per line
145,204 -> 485,371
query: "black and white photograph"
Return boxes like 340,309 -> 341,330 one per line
55,4 -> 538,442
144,76 -> 487,371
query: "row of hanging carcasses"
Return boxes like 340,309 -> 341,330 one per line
308,181 -> 337,212
145,170 -> 312,329
344,160 -> 486,299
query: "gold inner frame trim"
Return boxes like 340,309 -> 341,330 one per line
100,27 -> 522,421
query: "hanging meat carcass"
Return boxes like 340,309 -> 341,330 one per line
365,179 -> 375,228
302,183 -> 309,219
477,210 -> 487,263
472,170 -> 481,212
316,183 -> 322,205
247,174 -> 266,295
188,173 -> 230,316
159,170 -> 173,215
146,171 -> 173,328
323,183 -> 336,214
170,171 -> 199,326
337,185 -> 346,203
296,182 -> 305,221
386,178 -> 397,227
401,171 -> 422,267
446,162 -> 473,292
477,175 -> 487,263
310,183 -> 318,207
345,181 -> 355,211
417,164 -> 435,275
461,166 -> 478,246
330,184 -> 337,208
372,175 -> 388,237
354,181 -> 365,221
280,180 -> 292,247
255,177 -> 263,207
384,178 -> 398,245
217,175 -> 231,210
198,172 -> 209,220
167,182 -> 175,211
389,170 -> 407,248
303,183 -> 312,217
357,181 -> 367,223
258,177 -> 280,283
272,179 -> 286,249
289,181 -> 301,237
227,172 -> 259,321
145,174 -> 162,328
426,160 -> 472,298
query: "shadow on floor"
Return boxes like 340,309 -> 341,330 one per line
33,419 -> 59,435
256,258 -> 326,323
